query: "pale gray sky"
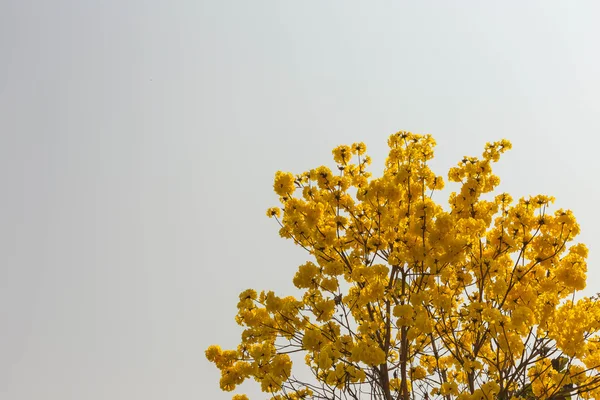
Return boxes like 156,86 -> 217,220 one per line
1,1 -> 599,399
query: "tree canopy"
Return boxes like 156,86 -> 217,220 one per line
206,132 -> 600,400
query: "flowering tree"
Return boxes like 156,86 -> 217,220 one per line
206,132 -> 600,400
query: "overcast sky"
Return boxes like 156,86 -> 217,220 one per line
1,1 -> 599,399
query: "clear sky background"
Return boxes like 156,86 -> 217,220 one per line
1,1 -> 599,399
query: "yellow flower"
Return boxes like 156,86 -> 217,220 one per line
332,145 -> 352,164
352,142 -> 367,155
205,345 -> 222,362
293,262 -> 320,289
393,304 -> 414,326
266,207 -> 281,218
441,381 -> 459,396
239,289 -> 257,301
273,171 -> 295,196
410,366 -> 427,380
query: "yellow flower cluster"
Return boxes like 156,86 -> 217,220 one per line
206,131 -> 599,400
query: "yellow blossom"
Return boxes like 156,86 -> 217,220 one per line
206,131 -> 599,400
